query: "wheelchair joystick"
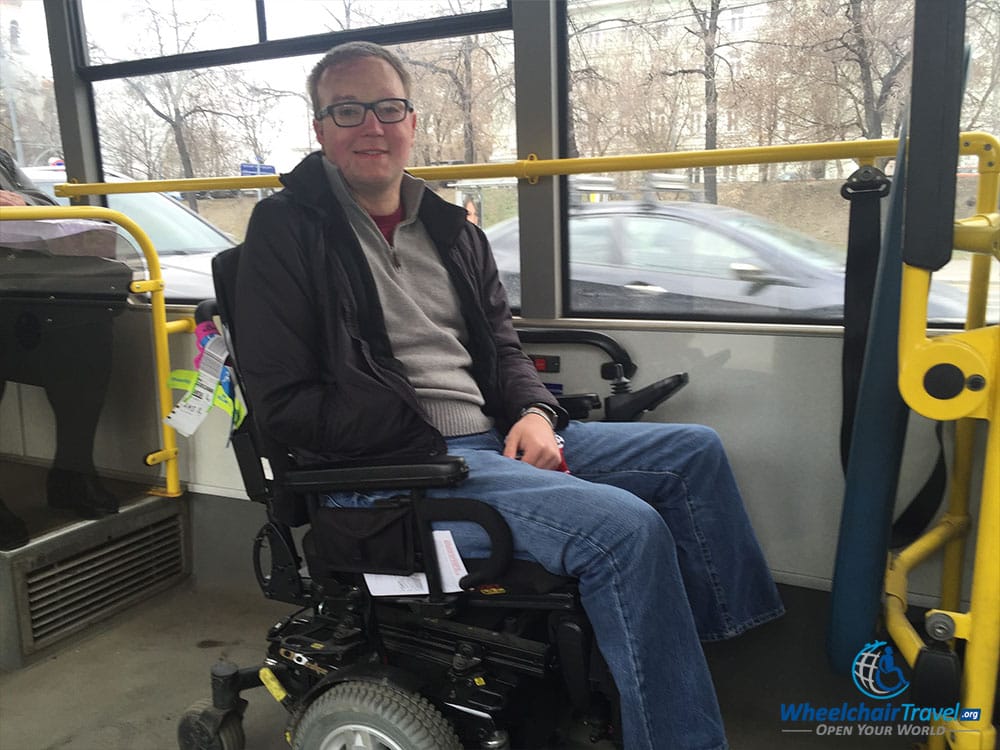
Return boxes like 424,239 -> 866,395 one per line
605,371 -> 689,422
609,363 -> 632,395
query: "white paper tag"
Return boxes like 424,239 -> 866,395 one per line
164,335 -> 229,437
432,529 -> 470,592
362,571 -> 430,596
363,530 -> 469,596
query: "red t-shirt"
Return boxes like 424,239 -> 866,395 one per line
371,204 -> 405,246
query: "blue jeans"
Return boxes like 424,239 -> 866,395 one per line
324,420 -> 784,750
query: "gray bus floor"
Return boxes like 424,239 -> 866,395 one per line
0,579 -> 929,750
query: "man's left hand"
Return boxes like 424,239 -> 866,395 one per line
502,413 -> 562,469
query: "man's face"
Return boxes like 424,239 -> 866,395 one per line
313,57 -> 416,208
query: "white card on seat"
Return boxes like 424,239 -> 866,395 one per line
363,530 -> 469,596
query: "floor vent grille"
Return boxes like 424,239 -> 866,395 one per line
24,515 -> 185,648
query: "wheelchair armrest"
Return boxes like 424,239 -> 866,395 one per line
420,497 -> 514,591
289,458 -> 512,592
282,456 -> 469,493
557,393 -> 601,420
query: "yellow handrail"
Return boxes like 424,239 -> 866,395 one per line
0,205 -> 192,498
52,131 -> 999,198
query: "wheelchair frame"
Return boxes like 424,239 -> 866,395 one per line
177,244 -> 689,749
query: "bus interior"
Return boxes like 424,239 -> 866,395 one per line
0,2 -> 997,749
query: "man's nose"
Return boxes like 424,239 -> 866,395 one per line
358,108 -> 385,133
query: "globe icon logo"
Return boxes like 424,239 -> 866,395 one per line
852,640 -> 910,700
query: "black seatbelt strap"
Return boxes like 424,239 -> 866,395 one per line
890,422 -> 948,548
839,167 -> 948,550
840,167 -> 890,471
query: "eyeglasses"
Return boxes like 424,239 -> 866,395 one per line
315,98 -> 413,128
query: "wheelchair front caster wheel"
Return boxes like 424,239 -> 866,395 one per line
178,698 -> 246,750
292,681 -> 461,750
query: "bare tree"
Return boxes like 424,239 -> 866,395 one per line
316,0 -> 380,31
734,2 -> 856,178
834,0 -> 912,139
98,83 -> 170,178
727,0 -> 910,183
0,38 -> 61,165
567,5 -> 697,160
402,38 -> 479,164
730,34 -> 794,180
91,0 -> 295,207
964,0 -> 1000,133
682,0 -> 723,202
745,0 -> 910,143
565,14 -> 643,159
400,34 -> 512,166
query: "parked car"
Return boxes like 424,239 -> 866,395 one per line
22,166 -> 234,303
486,200 -> 969,322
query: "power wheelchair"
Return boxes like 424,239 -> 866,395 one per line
177,243 -> 688,750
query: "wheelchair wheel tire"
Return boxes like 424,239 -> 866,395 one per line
292,681 -> 461,750
177,699 -> 245,750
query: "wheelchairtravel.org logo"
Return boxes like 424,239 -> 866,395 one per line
852,639 -> 909,699
778,641 -> 981,740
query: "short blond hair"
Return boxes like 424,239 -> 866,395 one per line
307,41 -> 412,116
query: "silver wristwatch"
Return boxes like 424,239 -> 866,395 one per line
520,402 -> 557,428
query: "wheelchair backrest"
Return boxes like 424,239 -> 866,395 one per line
211,244 -> 310,526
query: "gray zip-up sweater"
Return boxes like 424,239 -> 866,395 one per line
322,161 -> 493,438
234,151 -> 565,465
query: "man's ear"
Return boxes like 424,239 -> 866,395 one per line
313,118 -> 325,147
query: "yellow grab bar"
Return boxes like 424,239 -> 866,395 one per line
0,204 -> 193,497
52,132 -> 998,198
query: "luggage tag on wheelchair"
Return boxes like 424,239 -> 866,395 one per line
165,335 -> 232,437
363,530 -> 468,596
166,364 -> 245,439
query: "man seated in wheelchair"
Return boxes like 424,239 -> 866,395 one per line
234,41 -> 784,750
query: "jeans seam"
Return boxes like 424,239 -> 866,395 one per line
604,550 -> 658,750
684,485 -> 736,636
699,604 -> 786,642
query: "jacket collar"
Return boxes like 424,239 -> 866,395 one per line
279,151 -> 471,244
278,151 -> 337,216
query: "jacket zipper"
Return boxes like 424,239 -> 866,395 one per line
344,299 -> 439,442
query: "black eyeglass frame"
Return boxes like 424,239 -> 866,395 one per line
315,98 -> 414,127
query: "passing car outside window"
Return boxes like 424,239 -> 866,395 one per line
486,201 -> 969,323
22,167 -> 233,303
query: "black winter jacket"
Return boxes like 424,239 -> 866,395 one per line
234,152 -> 565,464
